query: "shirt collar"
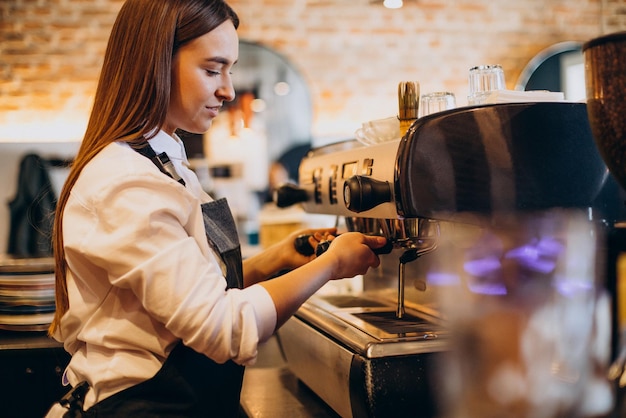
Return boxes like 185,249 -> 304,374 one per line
147,130 -> 190,166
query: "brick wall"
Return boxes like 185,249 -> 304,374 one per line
1,0 -> 625,141
604,0 -> 626,31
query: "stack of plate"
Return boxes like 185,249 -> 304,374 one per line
0,257 -> 55,332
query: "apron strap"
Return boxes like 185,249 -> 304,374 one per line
134,141 -> 186,186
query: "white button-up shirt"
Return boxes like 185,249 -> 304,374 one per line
54,130 -> 276,408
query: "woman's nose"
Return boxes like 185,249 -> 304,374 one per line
217,79 -> 236,102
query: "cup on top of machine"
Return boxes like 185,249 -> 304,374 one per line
354,116 -> 401,145
419,91 -> 456,117
468,64 -> 506,105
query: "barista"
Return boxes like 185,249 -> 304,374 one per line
46,0 -> 387,417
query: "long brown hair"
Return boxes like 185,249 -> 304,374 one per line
49,0 -> 239,335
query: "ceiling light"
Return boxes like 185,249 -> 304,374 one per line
274,81 -> 291,96
383,0 -> 403,8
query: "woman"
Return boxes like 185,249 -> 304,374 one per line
46,0 -> 386,416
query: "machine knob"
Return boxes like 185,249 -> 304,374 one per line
343,175 -> 392,213
274,183 -> 308,208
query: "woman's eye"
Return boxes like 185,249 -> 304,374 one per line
205,69 -> 221,76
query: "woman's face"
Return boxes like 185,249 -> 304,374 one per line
165,20 -> 238,135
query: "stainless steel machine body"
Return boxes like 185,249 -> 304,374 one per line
276,102 -> 625,418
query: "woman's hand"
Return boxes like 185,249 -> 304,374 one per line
242,227 -> 337,287
319,232 -> 387,280
276,227 -> 338,271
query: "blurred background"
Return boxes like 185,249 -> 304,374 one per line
1,0 -> 626,254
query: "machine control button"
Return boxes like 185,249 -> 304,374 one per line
362,158 -> 374,175
313,167 -> 323,204
329,165 -> 338,204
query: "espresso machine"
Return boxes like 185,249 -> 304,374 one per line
275,102 -> 626,418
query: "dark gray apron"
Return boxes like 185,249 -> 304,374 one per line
60,144 -> 248,417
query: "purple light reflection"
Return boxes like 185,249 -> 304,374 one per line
535,236 -> 565,257
463,256 -> 501,276
504,237 -> 564,274
462,257 -> 508,295
553,275 -> 595,297
434,234 -> 570,297
466,282 -> 507,295
426,271 -> 461,286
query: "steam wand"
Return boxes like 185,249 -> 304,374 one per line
397,249 -> 419,319
392,221 -> 441,319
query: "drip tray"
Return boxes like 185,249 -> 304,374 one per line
295,293 -> 448,358
319,294 -> 387,308
352,311 -> 434,334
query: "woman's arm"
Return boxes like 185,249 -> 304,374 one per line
255,232 -> 387,330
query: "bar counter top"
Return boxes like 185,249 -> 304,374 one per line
240,366 -> 339,417
239,335 -> 339,418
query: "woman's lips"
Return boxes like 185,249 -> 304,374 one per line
206,106 -> 220,118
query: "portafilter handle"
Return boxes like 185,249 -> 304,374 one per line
294,234 -> 393,257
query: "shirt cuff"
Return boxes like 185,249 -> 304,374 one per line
247,284 -> 277,342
